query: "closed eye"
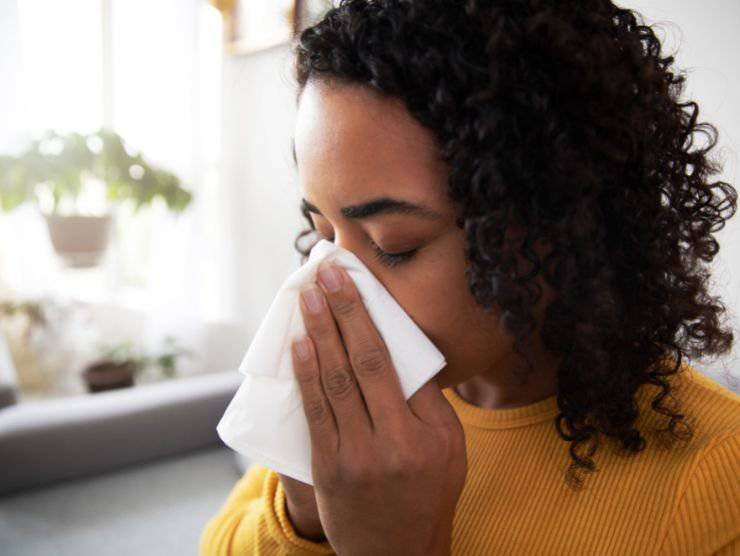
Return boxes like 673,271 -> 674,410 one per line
311,233 -> 417,269
367,238 -> 417,268
302,202 -> 418,268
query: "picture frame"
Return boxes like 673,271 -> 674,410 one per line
210,0 -> 335,55
295,0 -> 335,34
214,0 -> 297,56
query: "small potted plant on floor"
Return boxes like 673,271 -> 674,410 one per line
0,129 -> 193,268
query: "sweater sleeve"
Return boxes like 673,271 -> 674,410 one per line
199,463 -> 336,555
657,430 -> 740,556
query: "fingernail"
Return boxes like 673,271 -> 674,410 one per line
318,264 -> 343,293
293,336 -> 311,361
301,285 -> 323,314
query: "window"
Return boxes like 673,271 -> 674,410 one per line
0,0 -> 227,323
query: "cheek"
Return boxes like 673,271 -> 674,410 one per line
388,233 -> 511,383
388,232 -> 468,338
430,279 -> 508,382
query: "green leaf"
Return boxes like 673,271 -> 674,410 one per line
0,128 -> 193,215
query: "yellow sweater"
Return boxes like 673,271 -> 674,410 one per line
200,363 -> 740,555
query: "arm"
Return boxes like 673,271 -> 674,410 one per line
199,463 -> 335,555
657,430 -> 740,556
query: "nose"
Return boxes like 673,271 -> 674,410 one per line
322,231 -> 362,265
321,228 -> 351,253
331,230 -> 347,252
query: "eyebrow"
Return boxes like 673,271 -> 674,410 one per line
301,197 -> 442,221
293,137 -> 442,221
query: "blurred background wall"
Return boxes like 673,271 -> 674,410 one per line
0,0 -> 737,384
220,44 -> 304,341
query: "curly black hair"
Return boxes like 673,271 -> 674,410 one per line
290,0 -> 738,489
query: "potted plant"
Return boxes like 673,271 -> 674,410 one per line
81,336 -> 194,393
0,129 -> 193,268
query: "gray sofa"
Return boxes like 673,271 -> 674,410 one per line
0,369 -> 245,496
0,368 -> 257,555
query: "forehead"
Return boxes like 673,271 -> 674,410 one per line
294,80 -> 448,210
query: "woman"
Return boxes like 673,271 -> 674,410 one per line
201,0 -> 740,554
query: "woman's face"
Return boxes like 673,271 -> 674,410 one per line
294,79 -> 525,390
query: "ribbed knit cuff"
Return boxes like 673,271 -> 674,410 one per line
264,471 -> 335,554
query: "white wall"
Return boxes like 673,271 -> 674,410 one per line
0,0 -> 25,153
625,1 -> 740,385
220,43 -> 304,340
221,2 -> 739,386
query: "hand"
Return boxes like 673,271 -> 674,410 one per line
277,472 -> 326,541
289,260 -> 468,556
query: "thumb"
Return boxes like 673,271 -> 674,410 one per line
406,374 -> 458,427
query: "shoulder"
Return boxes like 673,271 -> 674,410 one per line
625,358 -> 740,490
634,360 -> 740,554
678,361 -> 739,437
680,361 -> 740,407
671,362 -> 740,488
636,358 -> 740,448
650,363 -> 740,554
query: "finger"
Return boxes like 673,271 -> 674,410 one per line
315,261 -> 409,433
406,374 -> 459,427
290,334 -> 338,458
299,283 -> 373,445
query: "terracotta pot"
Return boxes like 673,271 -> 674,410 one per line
42,213 -> 113,268
82,360 -> 136,393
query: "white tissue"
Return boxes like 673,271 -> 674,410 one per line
216,239 -> 447,485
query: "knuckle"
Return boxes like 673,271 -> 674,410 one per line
304,397 -> 332,427
339,462 -> 375,486
331,296 -> 359,319
385,447 -> 420,477
294,364 -> 318,385
307,318 -> 333,337
323,365 -> 356,399
351,347 -> 388,378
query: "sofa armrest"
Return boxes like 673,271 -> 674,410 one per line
0,370 -> 242,495
0,384 -> 17,410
